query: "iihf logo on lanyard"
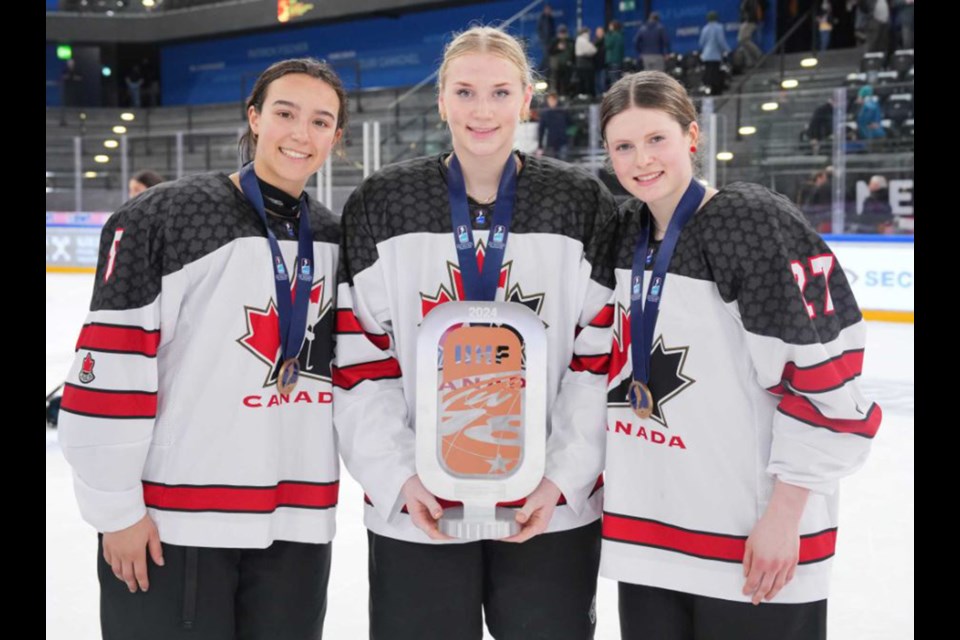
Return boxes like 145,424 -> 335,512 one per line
490,224 -> 506,249
456,225 -> 472,250
648,276 -> 663,303
275,256 -> 287,280
631,275 -> 643,301
298,258 -> 312,282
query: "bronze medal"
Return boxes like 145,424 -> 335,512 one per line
628,380 -> 654,419
277,358 -> 300,395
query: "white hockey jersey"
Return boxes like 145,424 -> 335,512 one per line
334,153 -> 618,543
58,173 -> 341,549
601,182 -> 881,602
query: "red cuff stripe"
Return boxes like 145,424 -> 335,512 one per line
779,395 -> 882,438
332,358 -> 402,389
61,386 -> 157,419
570,354 -> 610,375
335,309 -> 390,350
143,481 -> 339,512
76,323 -> 160,356
603,514 -> 838,564
780,350 -> 864,393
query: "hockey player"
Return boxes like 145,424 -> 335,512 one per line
57,58 -> 346,640
598,70 -> 882,639
334,26 -> 618,640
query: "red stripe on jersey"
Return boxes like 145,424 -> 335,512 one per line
590,304 -> 615,328
778,395 -> 882,438
76,323 -> 160,356
364,476 -> 604,512
570,354 -> 611,375
334,309 -> 390,350
780,350 -> 864,393
332,358 -> 402,389
143,480 -> 339,513
61,385 -> 157,419
602,514 -> 837,564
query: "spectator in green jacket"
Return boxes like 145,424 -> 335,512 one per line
605,20 -> 625,86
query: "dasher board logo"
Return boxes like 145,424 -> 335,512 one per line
438,325 -> 525,477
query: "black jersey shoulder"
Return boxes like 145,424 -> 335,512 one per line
344,152 -> 616,244
91,173 -> 337,312
693,182 -> 862,342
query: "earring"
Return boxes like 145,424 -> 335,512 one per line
690,145 -> 697,153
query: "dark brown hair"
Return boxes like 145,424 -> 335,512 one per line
600,71 -> 698,143
131,169 -> 165,188
239,58 -> 349,163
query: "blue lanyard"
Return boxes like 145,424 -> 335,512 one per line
446,153 -> 518,301
239,162 -> 314,363
630,179 -> 705,385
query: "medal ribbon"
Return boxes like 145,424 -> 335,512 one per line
446,153 -> 518,301
239,162 -> 314,366
630,179 -> 705,387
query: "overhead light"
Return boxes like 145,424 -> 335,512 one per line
142,0 -> 156,7
102,66 -> 112,78
781,79 -> 799,89
113,125 -> 127,134
120,112 -> 135,121
738,126 -> 757,135
104,140 -> 119,149
534,81 -> 548,91
84,171 -> 98,178
801,57 -> 819,68
79,112 -> 87,120
94,155 -> 110,163
716,151 -> 734,161
761,102 -> 779,111
56,45 -> 72,60
46,186 -> 54,193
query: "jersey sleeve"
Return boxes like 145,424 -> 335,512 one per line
708,185 -> 881,496
57,197 -> 176,533
544,183 -> 619,514
333,185 -> 417,523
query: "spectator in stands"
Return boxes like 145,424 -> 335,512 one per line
817,1 -> 837,51
61,59 -> 83,108
125,65 -> 144,108
594,26 -> 607,95
537,91 -> 571,160
575,26 -> 598,97
605,20 -> 626,87
549,24 -> 575,96
865,0 -> 891,53
856,84 -> 886,140
892,0 -> 914,49
860,175 -> 895,232
700,11 -> 730,96
738,0 -> 767,67
799,169 -> 833,231
128,169 -> 166,200
634,11 -> 670,72
538,4 -> 556,70
807,96 -> 835,154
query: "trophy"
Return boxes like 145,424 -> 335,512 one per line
416,301 -> 547,539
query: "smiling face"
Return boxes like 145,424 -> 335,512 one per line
605,106 -> 698,210
247,72 -> 342,197
438,52 -> 532,165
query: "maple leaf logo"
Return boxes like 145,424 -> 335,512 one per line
420,240 -> 545,320
237,277 -> 334,387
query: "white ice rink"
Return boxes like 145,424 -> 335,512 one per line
46,273 -> 914,639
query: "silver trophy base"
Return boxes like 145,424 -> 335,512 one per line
438,506 -> 520,540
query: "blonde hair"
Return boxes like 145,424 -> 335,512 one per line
437,25 -> 534,91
